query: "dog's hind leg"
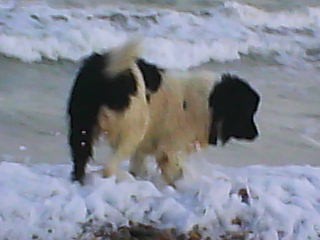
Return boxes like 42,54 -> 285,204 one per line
102,140 -> 142,178
102,110 -> 149,178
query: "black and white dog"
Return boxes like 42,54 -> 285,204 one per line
67,41 -> 260,185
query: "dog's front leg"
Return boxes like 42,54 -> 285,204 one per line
156,151 -> 183,186
129,151 -> 147,178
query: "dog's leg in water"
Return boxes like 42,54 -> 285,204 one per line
129,151 -> 148,178
156,152 -> 183,186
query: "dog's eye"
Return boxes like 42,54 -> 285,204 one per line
183,100 -> 187,110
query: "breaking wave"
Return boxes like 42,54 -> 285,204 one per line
0,1 -> 319,69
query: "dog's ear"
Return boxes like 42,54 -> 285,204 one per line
136,59 -> 163,93
208,73 -> 260,145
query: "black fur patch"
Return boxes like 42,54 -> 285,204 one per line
208,73 -> 260,145
67,52 -> 137,183
146,93 -> 151,103
183,100 -> 187,110
136,59 -> 162,93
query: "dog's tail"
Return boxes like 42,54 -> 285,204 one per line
67,53 -> 106,184
105,39 -> 141,76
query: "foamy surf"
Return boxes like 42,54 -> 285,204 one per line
0,1 -> 319,69
1,160 -> 320,239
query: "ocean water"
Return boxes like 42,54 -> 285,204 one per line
0,0 -> 319,167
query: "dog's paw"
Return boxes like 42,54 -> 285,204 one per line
129,168 -> 148,179
162,168 -> 183,187
101,168 -> 134,182
102,166 -> 116,178
117,170 -> 135,182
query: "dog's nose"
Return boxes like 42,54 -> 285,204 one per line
247,133 -> 258,140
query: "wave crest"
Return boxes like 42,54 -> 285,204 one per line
0,2 -> 319,69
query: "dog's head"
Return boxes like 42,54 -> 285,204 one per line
208,73 -> 260,145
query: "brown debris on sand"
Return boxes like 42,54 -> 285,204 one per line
76,221 -> 205,240
75,220 -> 251,240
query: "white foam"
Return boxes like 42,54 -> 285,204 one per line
302,135 -> 320,148
225,1 -> 317,28
301,117 -> 320,148
1,159 -> 320,239
0,2 -> 319,69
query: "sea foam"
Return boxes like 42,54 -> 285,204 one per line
1,160 -> 320,239
0,1 -> 319,69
